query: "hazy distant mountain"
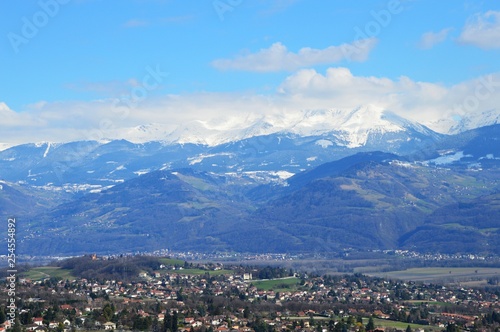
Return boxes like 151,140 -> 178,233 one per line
18,169 -> 252,255
14,149 -> 500,256
411,124 -> 500,169
2,109 -> 500,257
235,154 -> 499,254
400,193 -> 500,254
0,180 -> 66,219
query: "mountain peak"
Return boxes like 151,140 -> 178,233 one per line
449,109 -> 500,134
87,105 -> 436,149
289,105 -> 429,148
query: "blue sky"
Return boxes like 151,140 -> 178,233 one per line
1,0 -> 500,145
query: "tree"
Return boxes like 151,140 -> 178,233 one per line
309,314 -> 315,326
11,318 -> 22,332
177,288 -> 184,301
20,311 -> 32,325
57,322 -> 65,332
366,317 -> 375,331
134,316 -> 153,331
0,308 -> 6,325
163,312 -> 178,332
163,313 -> 172,332
243,307 -> 250,319
172,311 -> 178,332
102,303 -> 114,322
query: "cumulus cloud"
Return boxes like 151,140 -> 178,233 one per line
277,68 -> 500,131
418,28 -> 452,49
211,38 -> 378,72
277,68 -> 449,121
458,11 -> 500,49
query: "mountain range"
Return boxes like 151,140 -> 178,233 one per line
1,106 -> 499,257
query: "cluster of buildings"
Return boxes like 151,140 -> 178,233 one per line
1,261 -> 499,331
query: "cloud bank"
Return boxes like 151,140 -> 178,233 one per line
1,68 -> 500,147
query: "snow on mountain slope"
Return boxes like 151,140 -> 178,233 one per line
289,105 -> 433,148
448,109 -> 500,134
0,143 -> 13,151
121,123 -> 175,142
119,105 -> 434,148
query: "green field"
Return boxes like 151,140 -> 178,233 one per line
158,258 -> 186,266
155,258 -> 235,276
22,267 -> 76,281
407,300 -> 453,307
360,318 -> 441,331
251,277 -> 301,291
370,267 -> 500,282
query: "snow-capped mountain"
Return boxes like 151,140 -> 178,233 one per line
448,109 -> 500,135
4,104 -> 500,194
286,105 -> 438,148
2,108 -> 500,257
0,105 -> 446,192
116,105 -> 438,148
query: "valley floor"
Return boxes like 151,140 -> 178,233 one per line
1,255 -> 499,332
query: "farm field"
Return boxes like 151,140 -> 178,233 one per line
251,277 -> 301,291
365,318 -> 442,331
158,258 -> 185,266
406,300 -> 453,307
369,267 -> 500,283
22,266 -> 76,281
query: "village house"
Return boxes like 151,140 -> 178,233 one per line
103,321 -> 117,330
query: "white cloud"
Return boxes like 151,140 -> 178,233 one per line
418,28 -> 452,49
0,102 -> 41,127
211,38 -> 378,72
277,68 -> 500,132
458,11 -> 500,49
2,69 -> 500,146
277,68 -> 449,121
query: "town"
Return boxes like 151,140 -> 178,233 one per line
0,255 -> 499,332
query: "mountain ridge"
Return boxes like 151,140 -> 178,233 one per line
8,144 -> 500,256
2,105 -> 500,152
1,118 -> 500,257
